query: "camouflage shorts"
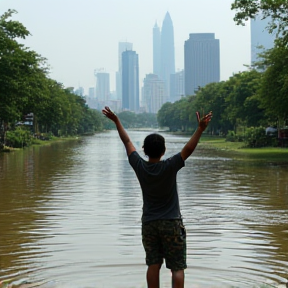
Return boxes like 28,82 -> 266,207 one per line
142,219 -> 187,271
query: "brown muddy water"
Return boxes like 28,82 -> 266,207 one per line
0,130 -> 288,288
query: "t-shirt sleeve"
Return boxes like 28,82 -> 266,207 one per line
128,151 -> 141,170
167,152 -> 185,171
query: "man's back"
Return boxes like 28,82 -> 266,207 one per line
129,151 -> 184,223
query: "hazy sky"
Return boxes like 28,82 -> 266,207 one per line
1,0 -> 251,94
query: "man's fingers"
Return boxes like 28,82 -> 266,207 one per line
196,111 -> 200,122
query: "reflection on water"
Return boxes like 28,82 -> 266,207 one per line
0,131 -> 288,288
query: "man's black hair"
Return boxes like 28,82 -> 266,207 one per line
143,133 -> 165,158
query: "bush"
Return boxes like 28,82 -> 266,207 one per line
5,127 -> 33,148
226,130 -> 236,142
244,126 -> 278,148
226,130 -> 244,142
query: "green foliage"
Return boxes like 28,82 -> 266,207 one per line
226,130 -> 237,142
231,0 -> 288,126
193,81 -> 231,135
226,130 -> 245,142
257,45 -> 288,123
116,111 -> 157,129
5,126 -> 32,148
244,126 -> 278,148
231,0 -> 288,46
158,98 -> 192,132
0,10 -> 105,148
157,70 -> 266,135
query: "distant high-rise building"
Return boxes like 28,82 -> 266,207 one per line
95,72 -> 110,101
153,22 -> 161,77
116,42 -> 133,101
184,33 -> 220,96
122,50 -> 139,112
142,74 -> 165,113
153,12 -> 175,102
251,15 -> 275,65
170,70 -> 184,103
75,87 -> 84,96
88,87 -> 95,98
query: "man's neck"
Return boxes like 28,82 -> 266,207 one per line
148,157 -> 161,163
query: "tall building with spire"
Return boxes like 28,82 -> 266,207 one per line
153,22 -> 161,77
122,50 -> 139,112
153,12 -> 175,102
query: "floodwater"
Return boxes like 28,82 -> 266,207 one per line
0,130 -> 288,288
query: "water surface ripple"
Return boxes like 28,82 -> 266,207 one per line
0,131 -> 288,288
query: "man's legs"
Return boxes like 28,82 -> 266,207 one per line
171,269 -> 184,288
146,263 -> 162,288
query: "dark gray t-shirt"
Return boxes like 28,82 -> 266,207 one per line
128,151 -> 185,223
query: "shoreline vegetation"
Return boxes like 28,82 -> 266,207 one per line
164,131 -> 288,163
0,135 -> 81,153
198,135 -> 288,163
1,131 -> 287,163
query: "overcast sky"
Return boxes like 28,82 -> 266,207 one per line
1,0 -> 251,94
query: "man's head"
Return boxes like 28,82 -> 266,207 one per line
143,133 -> 166,159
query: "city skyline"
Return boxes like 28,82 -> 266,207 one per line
0,0 -> 251,94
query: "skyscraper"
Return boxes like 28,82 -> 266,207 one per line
153,22 -> 161,77
251,15 -> 275,65
95,72 -> 110,102
122,50 -> 139,112
116,42 -> 133,101
184,33 -> 220,96
88,87 -> 95,98
170,70 -> 184,103
153,12 -> 175,102
142,74 -> 165,113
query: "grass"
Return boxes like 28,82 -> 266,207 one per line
0,136 -> 81,153
31,136 -> 80,146
199,136 -> 288,162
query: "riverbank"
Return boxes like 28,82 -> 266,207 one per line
0,136 -> 81,153
198,136 -> 288,162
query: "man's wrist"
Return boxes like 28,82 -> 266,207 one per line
197,126 -> 204,133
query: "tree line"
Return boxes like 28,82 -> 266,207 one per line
0,10 -> 157,149
158,1 -> 288,147
1,2 -> 288,149
0,9 -> 105,146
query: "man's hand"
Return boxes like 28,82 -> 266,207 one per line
180,110 -> 212,160
196,111 -> 212,132
101,106 -> 136,156
102,106 -> 118,123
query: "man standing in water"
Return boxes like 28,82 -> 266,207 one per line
102,106 -> 212,288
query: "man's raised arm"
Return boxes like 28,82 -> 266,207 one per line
102,106 -> 136,156
181,111 -> 212,161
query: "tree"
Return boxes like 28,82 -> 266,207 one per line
257,46 -> 288,125
0,9 -> 31,123
193,82 -> 229,135
0,10 -> 50,138
224,70 -> 265,131
231,0 -> 288,45
157,102 -> 175,131
231,1 -> 288,126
